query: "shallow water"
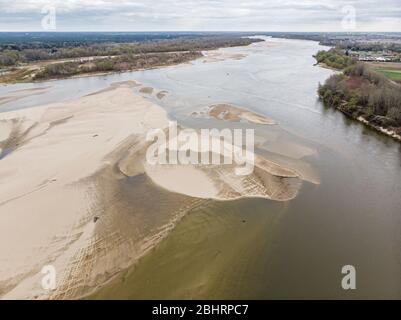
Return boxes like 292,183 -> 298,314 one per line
2,37 -> 401,299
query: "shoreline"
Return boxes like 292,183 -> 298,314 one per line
332,102 -> 401,142
314,62 -> 340,72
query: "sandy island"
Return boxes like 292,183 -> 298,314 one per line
202,50 -> 248,63
192,103 -> 276,125
0,82 -> 316,299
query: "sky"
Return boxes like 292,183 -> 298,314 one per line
0,0 -> 400,32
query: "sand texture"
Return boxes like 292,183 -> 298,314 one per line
0,81 -> 316,299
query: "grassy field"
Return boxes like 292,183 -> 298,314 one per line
367,62 -> 401,83
375,69 -> 401,82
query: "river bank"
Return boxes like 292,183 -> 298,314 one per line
329,101 -> 401,142
317,62 -> 401,143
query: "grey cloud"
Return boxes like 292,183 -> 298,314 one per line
0,0 -> 399,31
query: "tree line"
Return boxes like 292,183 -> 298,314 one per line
0,36 -> 261,67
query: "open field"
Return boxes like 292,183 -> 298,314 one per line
367,62 -> 401,83
375,69 -> 401,83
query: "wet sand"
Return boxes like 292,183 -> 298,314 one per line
91,198 -> 286,299
194,104 -> 276,125
156,90 -> 169,100
139,86 -> 154,94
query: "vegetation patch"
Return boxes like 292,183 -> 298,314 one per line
33,51 -> 202,80
318,62 -> 401,139
314,48 -> 355,70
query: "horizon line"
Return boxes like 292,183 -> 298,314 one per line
0,30 -> 400,33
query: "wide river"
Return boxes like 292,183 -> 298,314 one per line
1,37 -> 401,299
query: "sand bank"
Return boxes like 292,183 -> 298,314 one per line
193,103 -> 276,125
202,50 -> 247,63
119,128 -> 313,202
0,81 -> 167,299
139,86 -> 154,94
0,81 -> 316,299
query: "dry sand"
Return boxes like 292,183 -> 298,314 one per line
0,81 -> 317,299
121,133 -> 312,202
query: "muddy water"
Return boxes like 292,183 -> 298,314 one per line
2,37 -> 401,299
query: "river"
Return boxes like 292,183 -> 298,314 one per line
1,37 -> 401,299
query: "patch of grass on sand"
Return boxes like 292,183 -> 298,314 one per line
0,67 -> 34,83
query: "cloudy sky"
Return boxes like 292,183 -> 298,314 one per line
0,0 -> 400,32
